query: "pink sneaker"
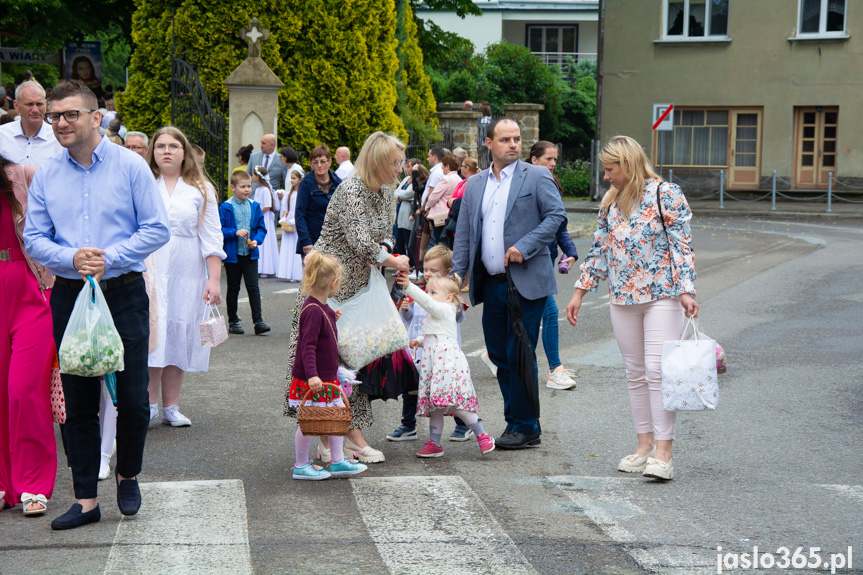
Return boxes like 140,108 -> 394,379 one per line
477,433 -> 495,455
416,440 -> 444,458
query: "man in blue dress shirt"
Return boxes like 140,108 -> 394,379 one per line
24,80 -> 170,530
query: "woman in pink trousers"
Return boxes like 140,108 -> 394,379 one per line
0,154 -> 56,515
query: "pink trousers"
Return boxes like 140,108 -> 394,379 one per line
0,260 -> 56,507
609,298 -> 684,441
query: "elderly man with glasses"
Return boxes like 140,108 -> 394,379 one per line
0,80 -> 63,166
24,80 -> 170,530
124,131 -> 149,158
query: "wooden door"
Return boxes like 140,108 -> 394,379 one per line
794,107 -> 838,188
728,110 -> 762,189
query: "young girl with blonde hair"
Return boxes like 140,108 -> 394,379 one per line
395,272 -> 495,458
287,252 -> 368,480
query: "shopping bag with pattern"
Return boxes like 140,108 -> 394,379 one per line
199,303 -> 229,348
50,349 -> 65,424
661,317 -> 718,411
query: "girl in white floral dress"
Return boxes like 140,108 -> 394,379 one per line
395,273 -> 495,458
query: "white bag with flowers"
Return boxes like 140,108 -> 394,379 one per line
58,276 -> 125,377
328,268 -> 408,370
661,317 -> 718,411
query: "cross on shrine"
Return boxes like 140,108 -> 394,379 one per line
241,18 -> 270,58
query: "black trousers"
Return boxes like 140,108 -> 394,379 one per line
51,278 -> 150,499
225,255 -> 262,324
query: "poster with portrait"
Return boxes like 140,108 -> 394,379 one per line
64,41 -> 103,100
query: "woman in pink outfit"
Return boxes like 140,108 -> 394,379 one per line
0,154 -> 56,515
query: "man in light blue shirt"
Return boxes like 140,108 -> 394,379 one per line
24,80 -> 170,531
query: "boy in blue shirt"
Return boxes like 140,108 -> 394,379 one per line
219,171 -> 270,335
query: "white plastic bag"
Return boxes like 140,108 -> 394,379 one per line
58,276 -> 125,377
329,269 -> 409,370
661,317 -> 718,411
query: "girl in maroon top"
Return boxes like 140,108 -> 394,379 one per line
287,252 -> 367,480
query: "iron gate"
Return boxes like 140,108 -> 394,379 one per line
170,48 -> 229,200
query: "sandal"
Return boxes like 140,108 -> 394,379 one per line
21,493 -> 48,516
0,491 -> 10,511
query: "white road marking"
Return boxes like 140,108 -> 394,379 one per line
352,476 -> 536,575
104,480 -> 253,575
548,476 -> 713,574
466,347 -> 488,357
237,297 -> 249,303
274,288 -> 299,294
820,484 -> 863,504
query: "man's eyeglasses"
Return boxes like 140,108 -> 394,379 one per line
45,109 -> 94,124
155,143 -> 183,154
126,145 -> 146,151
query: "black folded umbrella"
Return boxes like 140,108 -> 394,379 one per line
505,266 -> 540,421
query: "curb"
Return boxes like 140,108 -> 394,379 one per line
564,204 -> 863,219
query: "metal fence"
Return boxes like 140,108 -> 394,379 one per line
404,128 -> 454,166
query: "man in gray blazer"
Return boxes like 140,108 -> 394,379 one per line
247,133 -> 286,192
452,117 -> 565,449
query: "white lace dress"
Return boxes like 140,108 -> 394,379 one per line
276,189 -> 303,281
148,177 -> 226,372
255,185 -> 279,276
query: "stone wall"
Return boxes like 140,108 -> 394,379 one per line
435,102 -> 544,160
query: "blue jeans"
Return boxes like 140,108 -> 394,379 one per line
541,295 -> 561,371
481,274 -> 545,435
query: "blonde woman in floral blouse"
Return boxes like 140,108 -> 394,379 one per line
565,136 -> 698,481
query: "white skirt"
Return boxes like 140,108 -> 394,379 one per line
276,230 -> 303,281
258,210 -> 279,276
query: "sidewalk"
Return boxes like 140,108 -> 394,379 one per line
564,197 -> 863,218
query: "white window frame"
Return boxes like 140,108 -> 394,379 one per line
794,0 -> 849,39
661,0 -> 731,40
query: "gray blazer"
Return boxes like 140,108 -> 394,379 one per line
452,159 -> 565,305
247,151 -> 286,192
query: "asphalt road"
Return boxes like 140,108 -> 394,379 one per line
2,213 -> 861,575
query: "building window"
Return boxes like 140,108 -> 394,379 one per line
657,109 -> 729,167
665,0 -> 729,38
798,0 -> 846,35
527,25 -> 579,69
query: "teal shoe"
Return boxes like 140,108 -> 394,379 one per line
293,463 -> 331,481
328,458 -> 368,477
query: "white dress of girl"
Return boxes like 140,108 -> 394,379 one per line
276,188 -> 303,281
255,184 -> 279,276
404,283 -> 479,417
148,177 -> 226,372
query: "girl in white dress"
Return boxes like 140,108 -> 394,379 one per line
394,273 -> 495,458
277,170 -> 304,281
146,127 -> 225,427
253,166 -> 279,277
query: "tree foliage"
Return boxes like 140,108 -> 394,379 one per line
427,41 -> 597,153
395,0 -> 438,139
119,0 -> 424,155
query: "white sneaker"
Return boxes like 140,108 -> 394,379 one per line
547,366 -> 577,390
149,403 -> 159,426
98,458 -> 111,481
161,405 -> 192,427
481,351 -> 498,377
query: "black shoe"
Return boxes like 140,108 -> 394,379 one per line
495,431 -> 541,450
229,322 -> 244,335
51,503 -> 101,530
254,322 -> 271,335
116,471 -> 141,516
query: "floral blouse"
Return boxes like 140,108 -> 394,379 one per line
575,178 -> 696,305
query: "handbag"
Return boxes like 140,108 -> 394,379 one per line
661,317 -> 719,411
432,211 -> 448,227
328,269 -> 409,370
281,221 -> 295,232
50,349 -> 66,424
199,303 -> 229,348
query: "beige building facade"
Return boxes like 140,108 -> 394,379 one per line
601,0 -> 859,189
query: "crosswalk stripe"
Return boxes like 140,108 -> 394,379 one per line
351,476 -> 537,575
274,288 -> 299,294
548,476 -> 713,574
466,347 -> 487,357
104,480 -> 253,575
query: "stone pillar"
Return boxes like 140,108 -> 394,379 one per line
435,107 -> 482,158
223,18 -> 284,173
504,103 -> 545,160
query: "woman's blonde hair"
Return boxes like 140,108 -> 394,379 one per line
147,126 -> 211,218
599,135 -> 660,218
302,251 -> 342,294
461,157 -> 479,175
354,131 -> 406,192
427,275 -> 465,310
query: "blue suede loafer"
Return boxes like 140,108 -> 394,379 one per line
116,471 -> 141,516
51,503 -> 101,530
